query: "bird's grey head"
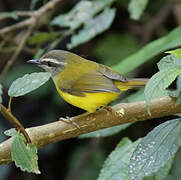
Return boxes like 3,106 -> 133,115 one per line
28,50 -> 69,79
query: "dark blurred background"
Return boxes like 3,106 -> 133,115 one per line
0,0 -> 181,179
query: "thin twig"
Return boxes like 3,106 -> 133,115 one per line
15,11 -> 35,17
0,104 -> 31,144
0,24 -> 34,80
0,18 -> 34,35
0,96 -> 180,165
8,97 -> 13,112
0,0 -> 62,35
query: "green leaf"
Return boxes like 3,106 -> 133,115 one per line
0,12 -> 18,20
166,48 -> 181,60
80,123 -> 131,138
98,138 -> 141,180
12,132 -> 40,174
168,89 -> 181,106
30,0 -> 40,10
157,55 -> 181,71
128,0 -> 148,20
51,0 -> 115,30
176,93 -> 181,105
129,119 -> 181,180
67,8 -> 116,49
112,26 -> 181,75
8,72 -> 51,97
28,32 -> 59,45
144,65 -> 181,114
4,128 -> 18,137
143,158 -> 174,180
177,74 -> 181,89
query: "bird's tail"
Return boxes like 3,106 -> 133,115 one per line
115,78 -> 148,91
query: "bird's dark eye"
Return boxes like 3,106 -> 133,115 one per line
47,61 -> 52,67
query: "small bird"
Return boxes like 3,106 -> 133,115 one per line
28,50 -> 148,112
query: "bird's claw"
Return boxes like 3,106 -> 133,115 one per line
59,116 -> 80,129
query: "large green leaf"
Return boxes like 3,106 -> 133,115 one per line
128,0 -> 148,20
112,26 -> 181,75
11,132 -> 40,174
51,0 -> 115,30
157,55 -> 181,106
0,12 -> 18,20
8,72 -> 51,97
98,138 -> 140,180
67,8 -> 116,49
98,137 -> 173,180
144,65 -> 181,114
157,55 -> 181,71
166,48 -> 181,60
28,32 -> 59,46
30,0 -> 40,10
129,119 -> 181,180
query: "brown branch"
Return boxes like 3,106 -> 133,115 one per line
0,104 -> 31,144
0,96 -> 180,165
0,0 -> 62,35
15,11 -> 35,17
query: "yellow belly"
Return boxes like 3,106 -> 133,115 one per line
56,88 -> 119,112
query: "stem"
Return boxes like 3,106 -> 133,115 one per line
0,96 -> 180,165
8,97 -> 13,112
0,104 -> 31,144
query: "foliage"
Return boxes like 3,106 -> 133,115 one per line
1,0 -> 181,179
128,0 -> 149,20
98,138 -> 173,180
8,72 -> 51,97
129,119 -> 181,179
144,54 -> 181,114
113,26 -> 181,75
5,129 -> 40,174
166,49 -> 181,60
0,12 -> 18,20
51,0 -> 116,49
67,8 -> 116,49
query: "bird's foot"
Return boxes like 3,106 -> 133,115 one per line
99,106 -> 114,113
100,106 -> 125,117
59,116 -> 80,129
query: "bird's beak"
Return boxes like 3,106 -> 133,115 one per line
27,59 -> 41,65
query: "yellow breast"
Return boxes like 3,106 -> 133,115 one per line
56,87 -> 119,112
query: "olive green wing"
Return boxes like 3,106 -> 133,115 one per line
98,64 -> 128,82
60,70 -> 120,97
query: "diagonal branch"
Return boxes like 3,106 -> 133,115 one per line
0,96 -> 180,165
0,0 -> 62,35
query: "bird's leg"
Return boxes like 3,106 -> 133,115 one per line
59,116 -> 80,129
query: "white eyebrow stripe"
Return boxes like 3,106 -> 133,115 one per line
41,58 -> 66,65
